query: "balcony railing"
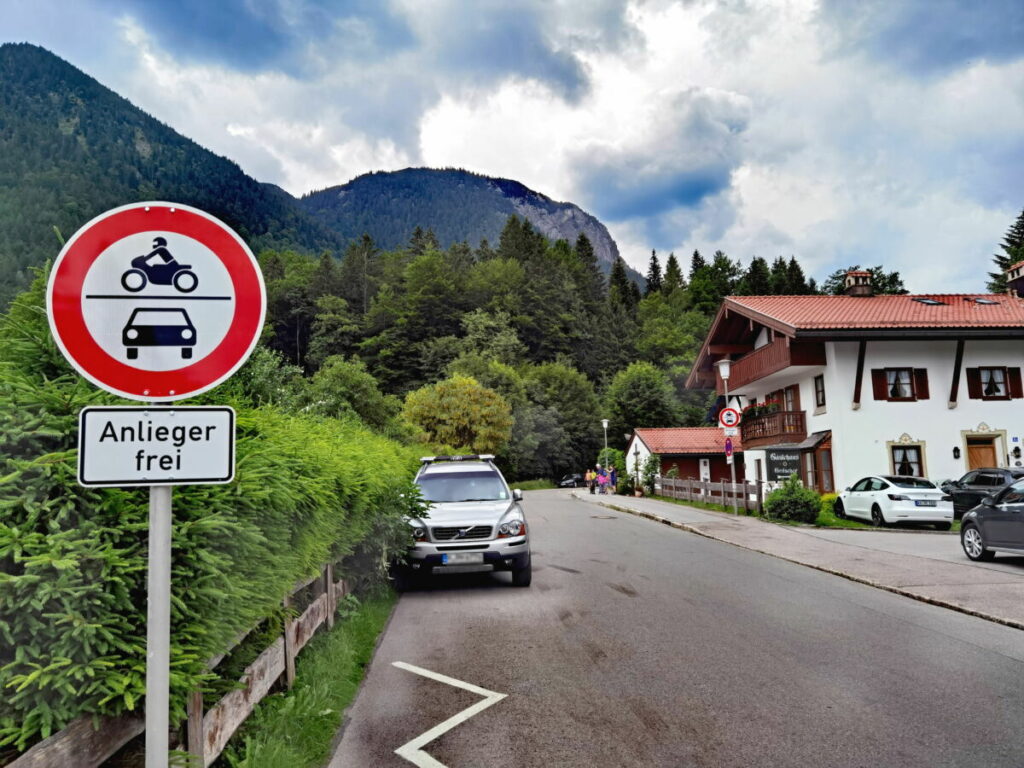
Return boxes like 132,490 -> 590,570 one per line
716,339 -> 825,392
740,410 -> 807,449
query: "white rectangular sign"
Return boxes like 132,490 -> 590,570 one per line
78,406 -> 235,487
723,427 -> 738,437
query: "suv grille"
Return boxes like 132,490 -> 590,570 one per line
432,525 -> 492,541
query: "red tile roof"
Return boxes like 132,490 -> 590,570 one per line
725,294 -> 1024,330
634,427 -> 741,454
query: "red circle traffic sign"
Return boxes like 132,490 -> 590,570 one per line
718,407 -> 741,428
47,202 -> 265,402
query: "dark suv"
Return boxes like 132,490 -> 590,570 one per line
942,468 -> 1024,519
961,478 -> 1024,561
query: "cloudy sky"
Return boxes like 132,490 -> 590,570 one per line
5,0 -> 1023,290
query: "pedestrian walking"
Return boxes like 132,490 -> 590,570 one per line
597,467 -> 608,494
588,467 -> 596,494
609,466 -> 617,494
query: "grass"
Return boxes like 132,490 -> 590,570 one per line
515,478 -> 556,490
215,590 -> 396,768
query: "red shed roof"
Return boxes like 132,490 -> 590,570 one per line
725,294 -> 1024,331
634,427 -> 741,454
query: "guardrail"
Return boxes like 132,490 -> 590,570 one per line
658,476 -> 764,514
9,564 -> 351,768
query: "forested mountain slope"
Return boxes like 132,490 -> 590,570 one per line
0,43 -> 342,306
301,168 -> 635,279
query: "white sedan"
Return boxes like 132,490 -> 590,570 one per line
834,475 -> 953,530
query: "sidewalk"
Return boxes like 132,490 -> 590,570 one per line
570,490 -> 1024,630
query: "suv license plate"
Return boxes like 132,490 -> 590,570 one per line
915,500 -> 936,507
442,553 -> 484,565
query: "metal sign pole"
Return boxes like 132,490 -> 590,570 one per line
146,484 -> 172,768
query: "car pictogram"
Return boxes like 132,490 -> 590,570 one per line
122,307 -> 197,360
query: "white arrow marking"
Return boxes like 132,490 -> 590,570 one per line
392,661 -> 507,768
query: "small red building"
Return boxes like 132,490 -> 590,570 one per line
626,428 -> 744,483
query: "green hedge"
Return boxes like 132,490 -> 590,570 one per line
0,277 -> 421,752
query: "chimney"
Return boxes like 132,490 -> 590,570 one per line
844,270 -> 873,297
1007,261 -> 1024,298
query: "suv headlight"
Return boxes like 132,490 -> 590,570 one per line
410,523 -> 427,541
497,515 -> 525,538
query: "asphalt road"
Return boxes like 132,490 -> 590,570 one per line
329,490 -> 1024,768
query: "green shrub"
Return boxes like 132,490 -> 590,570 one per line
0,275 -> 422,752
819,492 -> 838,518
764,474 -> 821,523
641,454 -> 660,495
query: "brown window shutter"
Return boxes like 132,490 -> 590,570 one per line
1009,368 -> 1024,399
871,369 -> 888,400
913,369 -> 929,400
966,368 -> 982,399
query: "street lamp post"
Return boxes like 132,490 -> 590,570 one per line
601,418 -> 609,464
715,358 -> 739,516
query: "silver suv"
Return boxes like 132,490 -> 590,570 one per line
400,455 -> 531,588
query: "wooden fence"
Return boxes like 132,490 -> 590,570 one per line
658,476 -> 764,514
9,564 -> 350,768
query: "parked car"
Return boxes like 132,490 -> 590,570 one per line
941,468 -> 1024,520
961,479 -> 1024,561
395,455 -> 531,589
834,475 -> 953,529
558,473 -> 583,488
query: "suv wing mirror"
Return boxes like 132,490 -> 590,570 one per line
981,496 -> 996,507
512,489 -> 523,501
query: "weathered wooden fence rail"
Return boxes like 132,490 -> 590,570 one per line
8,563 -> 350,768
658,476 -> 764,514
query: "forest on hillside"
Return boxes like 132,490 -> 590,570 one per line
250,213 -> 913,482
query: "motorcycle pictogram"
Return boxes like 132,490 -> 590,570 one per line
121,237 -> 198,293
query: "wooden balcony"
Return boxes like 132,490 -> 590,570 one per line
740,410 -> 807,449
717,339 -> 825,392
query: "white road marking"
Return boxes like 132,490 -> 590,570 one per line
392,661 -> 508,768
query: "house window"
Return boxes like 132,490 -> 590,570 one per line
980,367 -> 1008,399
966,367 -> 1023,399
891,445 -> 923,477
814,375 -> 826,408
871,368 -> 929,401
887,368 -> 913,399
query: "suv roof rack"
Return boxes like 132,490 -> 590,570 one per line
420,454 -> 495,463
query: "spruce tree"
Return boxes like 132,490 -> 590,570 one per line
645,250 -> 663,295
608,256 -> 635,312
689,249 -> 707,281
769,256 -> 790,294
987,207 -> 1024,292
574,233 -> 606,311
662,253 -> 684,294
736,256 -> 772,295
786,256 -> 809,294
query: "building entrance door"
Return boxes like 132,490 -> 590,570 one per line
967,437 -> 998,469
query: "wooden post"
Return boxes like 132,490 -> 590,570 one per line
757,480 -> 764,515
743,482 -> 750,514
282,595 -> 296,690
186,689 -> 204,764
720,479 -> 726,509
325,564 -> 335,629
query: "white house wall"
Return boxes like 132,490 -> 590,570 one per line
738,339 -> 1024,489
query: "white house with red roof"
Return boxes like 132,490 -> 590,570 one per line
687,271 -> 1024,493
626,428 -> 744,485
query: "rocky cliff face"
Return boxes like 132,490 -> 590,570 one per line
301,168 -> 633,277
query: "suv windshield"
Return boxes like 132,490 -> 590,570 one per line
418,471 -> 508,502
884,476 -> 935,489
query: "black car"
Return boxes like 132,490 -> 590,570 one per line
942,468 -> 1024,519
558,473 -> 584,488
122,307 -> 197,360
961,478 -> 1024,561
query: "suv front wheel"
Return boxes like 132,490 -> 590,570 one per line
512,561 -> 532,587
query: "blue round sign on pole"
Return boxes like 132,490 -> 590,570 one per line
725,437 -> 733,457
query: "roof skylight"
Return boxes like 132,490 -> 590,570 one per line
913,298 -> 946,306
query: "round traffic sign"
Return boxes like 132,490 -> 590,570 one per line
718,407 -> 741,428
47,202 -> 265,402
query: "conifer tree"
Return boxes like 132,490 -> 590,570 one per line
987,207 -> 1024,292
786,256 -> 809,294
645,250 -> 663,295
769,256 -> 790,294
736,256 -> 772,295
574,233 -> 606,310
609,256 -> 635,312
662,253 -> 684,294
689,249 -> 707,281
